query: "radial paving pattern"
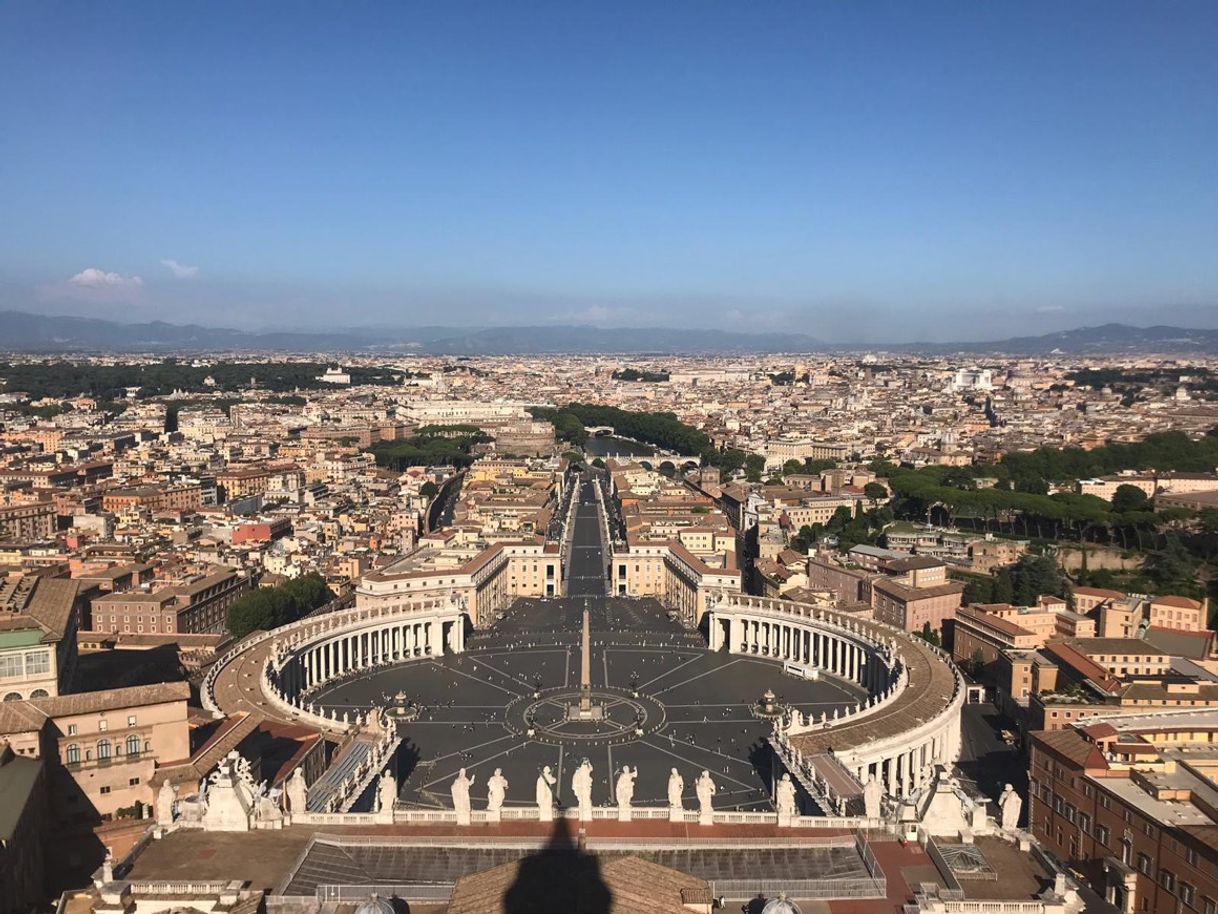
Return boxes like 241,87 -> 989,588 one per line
314,597 -> 866,812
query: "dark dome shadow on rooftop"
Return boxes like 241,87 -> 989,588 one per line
502,816 -> 611,914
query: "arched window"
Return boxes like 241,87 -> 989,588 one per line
3,692 -> 22,702
29,689 -> 49,698
127,735 -> 141,757
66,744 -> 80,764
97,739 -> 111,760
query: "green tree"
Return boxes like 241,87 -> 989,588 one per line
226,590 -> 281,639
783,459 -> 805,477
1111,484 -> 1151,514
863,482 -> 888,504
1144,534 -> 1203,597
970,648 -> 985,675
420,481 -> 439,499
744,453 -> 766,483
917,621 -> 942,648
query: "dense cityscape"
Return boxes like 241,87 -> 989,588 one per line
2,348 -> 1218,913
4,2 -> 1217,914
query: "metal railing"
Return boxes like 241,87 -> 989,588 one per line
317,884 -> 454,903
711,876 -> 886,900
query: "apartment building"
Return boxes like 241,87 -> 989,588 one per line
1029,711 -> 1218,914
0,576 -> 83,700
357,537 -> 563,628
0,502 -> 56,541
88,567 -> 250,635
101,483 -> 207,513
0,682 -> 191,826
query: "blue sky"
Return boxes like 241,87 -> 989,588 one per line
1,1 -> 1215,342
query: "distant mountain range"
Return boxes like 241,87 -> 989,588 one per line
2,310 -> 1218,356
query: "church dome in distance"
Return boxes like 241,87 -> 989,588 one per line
761,895 -> 802,914
354,894 -> 395,914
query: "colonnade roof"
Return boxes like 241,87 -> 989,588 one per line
786,623 -> 957,755
722,600 -> 959,756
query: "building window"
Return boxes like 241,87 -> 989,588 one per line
1201,897 -> 1215,914
127,715 -> 137,727
1181,883 -> 1195,906
100,786 -> 111,795
98,719 -> 108,732
66,744 -> 80,764
97,739 -> 111,760
24,650 -> 50,676
1162,871 -> 1176,893
1138,853 -> 1152,875
67,724 -> 78,736
129,777 -> 140,786
1097,825 -> 1110,847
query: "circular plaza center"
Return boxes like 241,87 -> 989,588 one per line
311,596 -> 866,812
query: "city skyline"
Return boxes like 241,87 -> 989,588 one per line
1,1 -> 1216,341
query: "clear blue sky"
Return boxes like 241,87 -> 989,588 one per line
1,1 -> 1215,342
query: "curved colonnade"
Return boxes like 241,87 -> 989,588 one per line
202,600 -> 466,734
203,588 -> 964,810
710,594 -> 965,801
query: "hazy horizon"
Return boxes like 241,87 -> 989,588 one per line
2,1 -> 1216,343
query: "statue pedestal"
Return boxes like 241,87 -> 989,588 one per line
487,808 -> 501,824
698,809 -> 714,827
578,802 -> 593,822
455,807 -> 471,826
668,807 -> 683,823
777,811 -> 793,828
538,804 -> 553,822
617,806 -> 631,822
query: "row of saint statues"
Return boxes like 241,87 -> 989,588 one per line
447,762 -> 721,819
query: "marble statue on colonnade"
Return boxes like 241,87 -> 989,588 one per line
486,768 -> 509,820
536,765 -> 557,821
864,774 -> 883,820
999,783 -> 1023,831
451,768 -> 475,825
695,770 -> 716,825
156,780 -> 177,827
285,768 -> 307,815
376,770 -> 396,815
572,759 -> 594,821
668,768 -> 685,822
775,773 -> 797,826
615,765 -> 637,822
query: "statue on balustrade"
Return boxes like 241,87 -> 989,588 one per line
667,768 -> 684,811
863,774 -> 883,820
695,770 -> 716,824
999,783 -> 1022,831
376,770 -> 397,814
486,768 -> 509,812
451,768 -> 475,822
775,773 -> 797,822
535,765 -> 557,820
572,759 -> 594,820
615,765 -> 637,821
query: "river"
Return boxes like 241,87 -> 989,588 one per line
583,435 -> 654,458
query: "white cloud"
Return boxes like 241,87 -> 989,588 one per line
160,258 -> 199,279
1035,304 -> 1067,313
68,267 -> 144,290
